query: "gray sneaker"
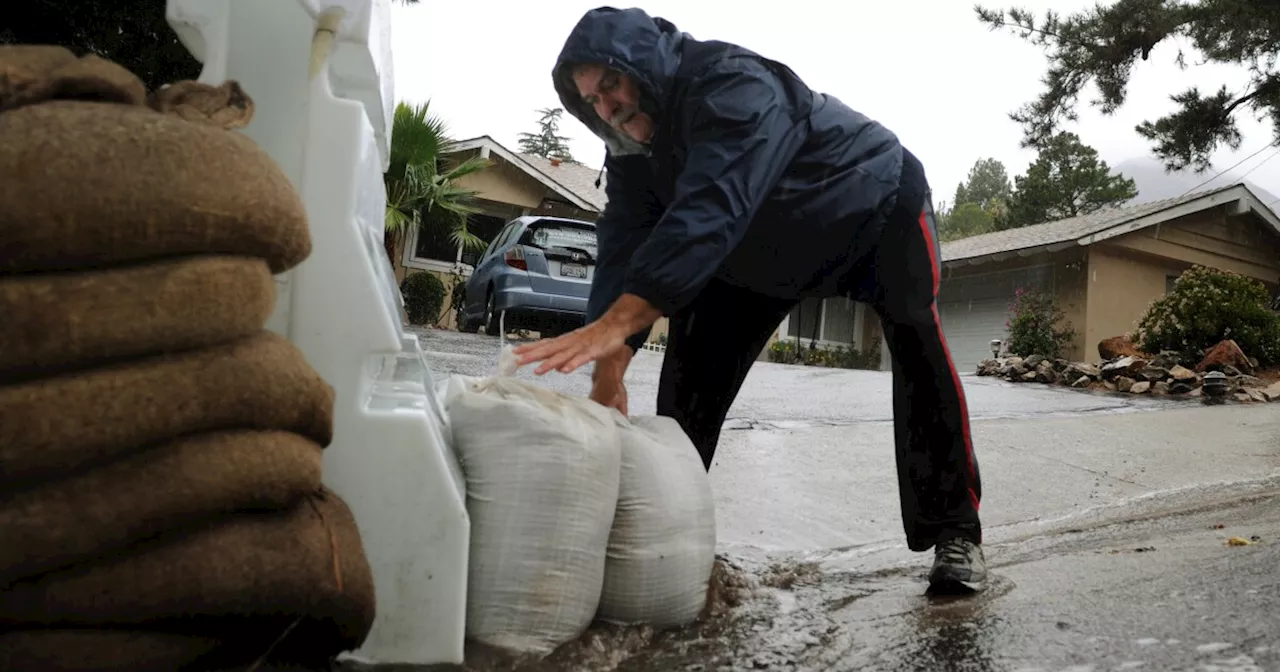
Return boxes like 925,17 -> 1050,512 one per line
928,538 -> 988,594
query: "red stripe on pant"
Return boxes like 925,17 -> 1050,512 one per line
916,210 -> 980,512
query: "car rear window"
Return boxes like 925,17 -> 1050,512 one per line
525,224 -> 597,254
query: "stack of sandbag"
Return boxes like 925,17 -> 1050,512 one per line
443,349 -> 716,659
0,45 -> 375,672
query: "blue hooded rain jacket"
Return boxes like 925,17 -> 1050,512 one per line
553,7 -> 920,349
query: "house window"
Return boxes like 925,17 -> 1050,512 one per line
413,223 -> 459,265
783,297 -> 862,345
408,212 -> 509,270
459,214 -> 508,267
786,298 -> 824,340
1165,274 -> 1179,294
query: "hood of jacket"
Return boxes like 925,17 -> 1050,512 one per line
552,7 -> 688,157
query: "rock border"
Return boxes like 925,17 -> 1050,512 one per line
977,351 -> 1280,404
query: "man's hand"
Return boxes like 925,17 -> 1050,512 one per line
513,293 -> 661,375
590,348 -> 632,414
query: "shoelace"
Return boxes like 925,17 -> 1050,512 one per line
936,540 -> 972,564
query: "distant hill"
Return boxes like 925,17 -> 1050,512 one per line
1112,156 -> 1280,214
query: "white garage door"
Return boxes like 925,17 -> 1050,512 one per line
936,265 -> 1054,373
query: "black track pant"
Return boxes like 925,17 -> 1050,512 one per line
655,163 -> 983,552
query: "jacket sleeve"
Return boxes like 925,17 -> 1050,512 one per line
589,152 -> 664,352
621,62 -> 809,315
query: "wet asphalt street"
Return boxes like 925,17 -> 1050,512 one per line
404,328 -> 1280,672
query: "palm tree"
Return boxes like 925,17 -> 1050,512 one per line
384,100 -> 489,268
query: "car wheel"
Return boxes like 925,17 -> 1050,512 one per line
456,299 -> 479,333
484,291 -> 501,336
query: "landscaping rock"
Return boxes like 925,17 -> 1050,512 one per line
1067,362 -> 1101,379
1195,339 -> 1252,373
1150,351 -> 1183,369
1231,375 -> 1262,391
1098,335 -> 1146,361
1169,382 -> 1196,395
977,347 -> 1275,405
1102,356 -> 1147,379
1139,366 -> 1169,382
1262,383 -> 1280,402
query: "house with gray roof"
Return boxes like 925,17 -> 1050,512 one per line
770,183 -> 1280,371
929,183 -> 1280,369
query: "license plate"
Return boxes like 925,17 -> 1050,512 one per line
560,263 -> 588,279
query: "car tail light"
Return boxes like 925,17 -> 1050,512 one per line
504,247 -> 528,271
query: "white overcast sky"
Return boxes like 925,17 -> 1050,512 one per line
389,0 -> 1278,206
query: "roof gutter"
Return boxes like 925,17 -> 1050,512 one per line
942,241 -> 1079,268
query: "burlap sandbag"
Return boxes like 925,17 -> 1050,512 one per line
0,629 -> 223,672
0,488 -> 377,663
0,255 -> 275,383
0,429 -> 324,589
0,45 -> 147,112
148,80 -> 256,130
0,331 -> 335,485
0,100 -> 310,274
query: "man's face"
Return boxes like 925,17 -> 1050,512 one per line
572,63 -> 654,145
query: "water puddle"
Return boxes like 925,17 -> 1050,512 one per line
360,554 -> 1018,672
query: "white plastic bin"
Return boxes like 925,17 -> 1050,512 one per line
165,0 -> 469,664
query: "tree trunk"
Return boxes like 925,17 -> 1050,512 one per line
383,229 -> 401,272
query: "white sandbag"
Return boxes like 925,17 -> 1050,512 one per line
445,373 -> 622,655
598,415 -> 717,627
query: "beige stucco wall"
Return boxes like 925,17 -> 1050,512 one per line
1053,249 -> 1090,361
1082,245 -> 1176,359
450,150 -> 546,210
1083,209 -> 1280,360
1085,211 -> 1280,360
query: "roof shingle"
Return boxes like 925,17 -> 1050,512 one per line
518,154 -> 608,211
940,185 -> 1240,263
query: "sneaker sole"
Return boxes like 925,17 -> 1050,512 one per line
927,571 -> 987,595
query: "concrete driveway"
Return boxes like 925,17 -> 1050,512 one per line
408,328 -> 1280,672
414,329 -> 1271,553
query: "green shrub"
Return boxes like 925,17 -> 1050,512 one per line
1137,265 -> 1280,366
401,271 -> 447,326
766,337 -> 881,370
1005,288 -> 1075,358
